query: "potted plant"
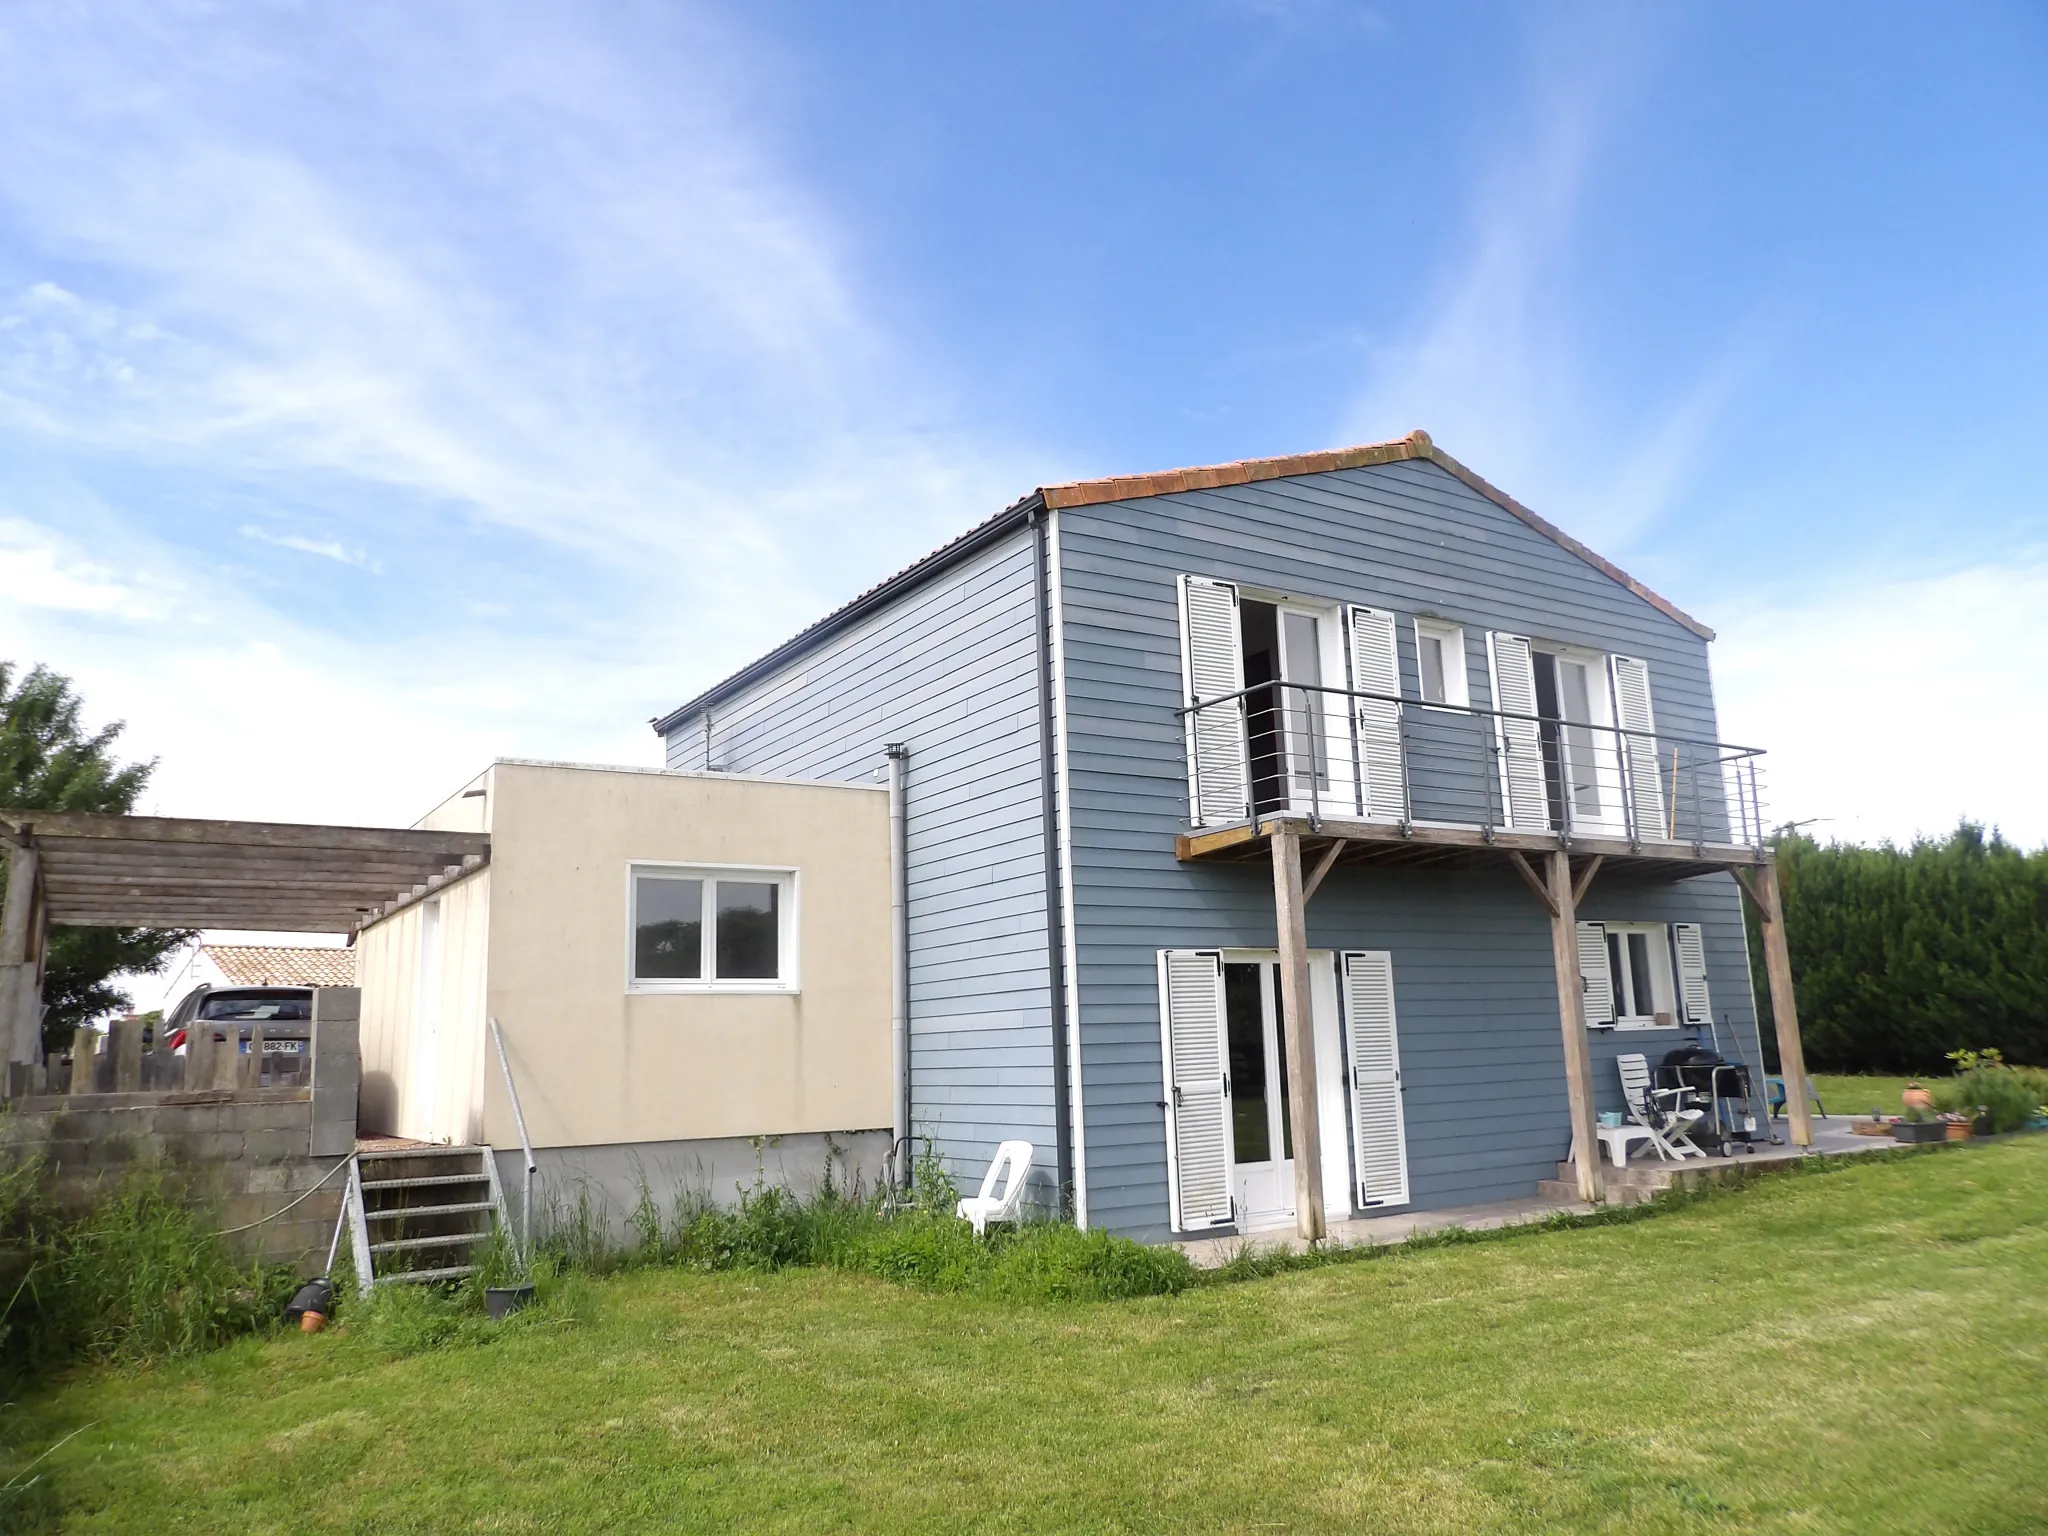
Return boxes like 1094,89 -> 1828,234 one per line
1940,1111 -> 1975,1141
1892,1107 -> 1946,1144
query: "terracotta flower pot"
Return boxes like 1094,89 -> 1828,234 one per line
1945,1121 -> 1974,1141
299,1310 -> 328,1333
1902,1083 -> 1935,1112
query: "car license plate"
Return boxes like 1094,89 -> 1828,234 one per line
261,1039 -> 305,1055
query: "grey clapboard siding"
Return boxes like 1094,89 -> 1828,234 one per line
1054,459 -> 1761,1238
663,532 -> 1058,1195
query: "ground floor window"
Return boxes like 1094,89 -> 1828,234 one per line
1602,922 -> 1675,1027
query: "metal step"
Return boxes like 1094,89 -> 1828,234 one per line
364,1200 -> 497,1222
347,1147 -> 513,1294
375,1264 -> 479,1286
370,1231 -> 491,1255
361,1173 -> 491,1193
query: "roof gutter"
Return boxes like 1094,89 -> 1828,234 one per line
650,494 -> 1045,738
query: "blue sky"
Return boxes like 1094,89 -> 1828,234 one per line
2,0 -> 2045,857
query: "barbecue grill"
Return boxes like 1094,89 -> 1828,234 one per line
1657,1037 -> 1773,1153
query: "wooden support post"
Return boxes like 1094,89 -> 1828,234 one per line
212,1028 -> 242,1092
68,1028 -> 98,1098
1272,826 -> 1327,1242
188,1020 -> 215,1092
1741,862 -> 1813,1148
1547,849 -> 1604,1204
1301,839 -> 1347,903
1,843 -> 41,1068
112,1017 -> 143,1093
240,1026 -> 266,1093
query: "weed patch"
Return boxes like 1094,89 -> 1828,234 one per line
0,1159 -> 295,1385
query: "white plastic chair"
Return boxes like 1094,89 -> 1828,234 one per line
1616,1054 -> 1707,1162
957,1140 -> 1034,1236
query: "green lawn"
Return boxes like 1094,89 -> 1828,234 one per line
1809,1072 -> 1938,1118
9,1141 -> 2048,1534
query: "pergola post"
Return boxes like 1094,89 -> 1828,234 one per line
1546,850 -> 1605,1204
1271,825 -> 1327,1242
1742,861 -> 1812,1148
2,841 -> 43,1069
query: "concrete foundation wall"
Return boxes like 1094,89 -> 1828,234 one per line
500,1128 -> 893,1247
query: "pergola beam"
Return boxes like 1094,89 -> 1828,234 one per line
0,808 -> 490,943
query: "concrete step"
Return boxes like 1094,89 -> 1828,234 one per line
1557,1159 -> 1688,1189
1539,1178 -> 1660,1207
364,1200 -> 496,1222
358,1144 -> 487,1162
370,1231 -> 489,1255
375,1264 -> 479,1286
361,1172 -> 491,1193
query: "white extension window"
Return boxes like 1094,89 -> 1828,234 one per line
628,864 -> 799,993
1412,618 -> 1468,709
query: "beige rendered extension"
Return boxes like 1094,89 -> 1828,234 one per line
356,760 -> 893,1153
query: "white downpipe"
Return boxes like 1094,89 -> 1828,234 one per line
1046,509 -> 1089,1229
489,1015 -> 538,1261
885,743 -> 912,1189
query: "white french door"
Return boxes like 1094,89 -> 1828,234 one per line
1222,958 -> 1297,1232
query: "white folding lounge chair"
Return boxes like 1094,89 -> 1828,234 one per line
957,1140 -> 1034,1236
1616,1053 -> 1707,1162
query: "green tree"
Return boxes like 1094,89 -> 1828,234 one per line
1749,824 -> 2048,1074
0,663 -> 193,1054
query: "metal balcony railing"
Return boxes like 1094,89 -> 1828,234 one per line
1177,679 -> 1768,852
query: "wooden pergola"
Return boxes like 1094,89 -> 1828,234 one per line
0,810 -> 490,1070
1178,815 -> 1812,1239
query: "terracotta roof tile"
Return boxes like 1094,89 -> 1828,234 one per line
202,944 -> 356,989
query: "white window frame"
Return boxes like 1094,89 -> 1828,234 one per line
1238,585 -> 1357,816
1412,618 -> 1468,711
626,862 -> 801,994
1534,640 -> 1626,838
1603,921 -> 1678,1030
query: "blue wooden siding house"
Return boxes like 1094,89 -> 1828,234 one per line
651,431 -> 1812,1243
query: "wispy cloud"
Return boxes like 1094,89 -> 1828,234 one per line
0,2 -> 1039,827
1338,11 -> 1765,554
239,525 -> 382,573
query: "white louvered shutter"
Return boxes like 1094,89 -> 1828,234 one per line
1672,923 -> 1712,1024
1487,632 -> 1550,830
1609,656 -> 1666,842
1179,576 -> 1250,827
1577,921 -> 1614,1027
1158,950 -> 1234,1230
1341,951 -> 1409,1207
1346,606 -> 1406,822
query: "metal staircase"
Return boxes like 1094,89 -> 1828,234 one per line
346,1145 -> 511,1290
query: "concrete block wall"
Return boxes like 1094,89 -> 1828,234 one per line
0,1091 -> 348,1272
0,989 -> 364,1275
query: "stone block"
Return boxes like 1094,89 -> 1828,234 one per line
242,1129 -> 308,1164
225,1101 -> 313,1134
309,1118 -> 354,1158
152,1105 -> 226,1137
165,1131 -> 246,1163
244,1164 -> 292,1194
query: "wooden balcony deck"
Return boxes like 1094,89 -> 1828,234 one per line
1177,814 -> 1768,883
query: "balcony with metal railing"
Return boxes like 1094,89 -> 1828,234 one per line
1174,679 -> 1770,879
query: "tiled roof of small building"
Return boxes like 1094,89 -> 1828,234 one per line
202,944 -> 356,989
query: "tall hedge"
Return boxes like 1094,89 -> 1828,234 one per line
1750,825 -> 2048,1074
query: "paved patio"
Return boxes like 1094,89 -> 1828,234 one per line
1176,1111 -> 1890,1268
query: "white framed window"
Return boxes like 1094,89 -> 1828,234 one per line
1412,618 -> 1468,709
1604,922 -> 1676,1028
628,863 -> 799,992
